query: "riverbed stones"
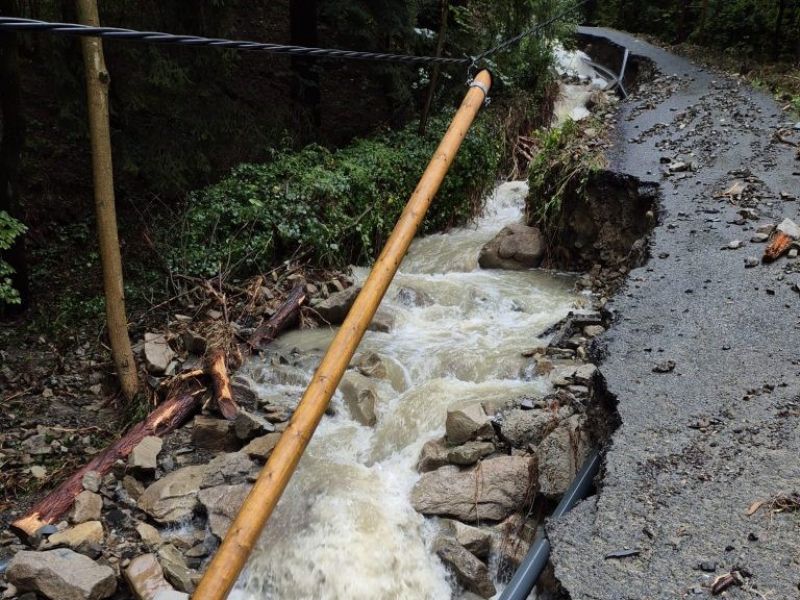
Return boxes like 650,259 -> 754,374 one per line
135,522 -> 163,547
311,286 -> 360,324
536,414 -> 591,498
71,490 -> 103,524
411,455 -> 534,522
499,407 -> 571,448
233,409 -> 274,441
46,521 -> 104,551
124,554 -> 175,600
441,520 -> 493,560
138,465 -> 207,523
445,403 -> 494,445
129,436 -> 163,472
7,548 -> 116,600
157,544 -> 196,593
417,438 -> 449,473
434,537 -> 496,598
339,371 -> 378,426
144,333 -> 175,374
197,483 -> 252,539
447,441 -> 495,466
478,223 -> 544,271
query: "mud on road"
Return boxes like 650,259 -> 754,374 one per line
549,28 -> 800,600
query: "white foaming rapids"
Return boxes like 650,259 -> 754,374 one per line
233,180 -> 576,600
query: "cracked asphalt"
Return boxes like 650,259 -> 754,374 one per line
549,28 -> 800,600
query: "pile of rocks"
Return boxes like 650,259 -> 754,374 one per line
410,311 -> 607,599
0,373 -> 295,600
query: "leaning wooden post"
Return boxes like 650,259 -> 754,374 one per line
76,0 -> 138,401
192,70 -> 492,600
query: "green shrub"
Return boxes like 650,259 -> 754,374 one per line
173,112 -> 503,278
0,211 -> 27,305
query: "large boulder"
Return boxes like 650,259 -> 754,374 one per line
339,371 -> 379,426
7,549 -> 116,600
411,455 -> 534,522
311,286 -> 360,325
447,441 -> 495,466
129,436 -> 163,472
499,407 -> 573,449
434,537 -> 496,598
478,223 -> 544,270
445,403 -> 494,445
536,414 -> 591,497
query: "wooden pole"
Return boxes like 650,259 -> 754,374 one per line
76,0 -> 138,401
192,70 -> 492,600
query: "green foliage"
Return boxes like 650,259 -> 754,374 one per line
0,211 -> 27,305
593,0 -> 800,61
527,118 -> 606,229
174,113 -> 503,278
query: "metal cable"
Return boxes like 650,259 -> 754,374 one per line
0,1 -> 589,69
0,16 -> 468,66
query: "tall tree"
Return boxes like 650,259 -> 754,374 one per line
419,0 -> 449,135
0,0 -> 29,314
76,0 -> 139,401
290,0 -> 321,136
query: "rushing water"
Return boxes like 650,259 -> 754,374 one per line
232,50 -> 606,600
231,181 -> 576,600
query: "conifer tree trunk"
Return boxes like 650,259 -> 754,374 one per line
76,0 -> 138,401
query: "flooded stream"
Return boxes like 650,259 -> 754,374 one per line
232,50 -> 608,600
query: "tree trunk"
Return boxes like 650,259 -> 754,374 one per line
0,0 -> 29,314
75,0 -> 138,401
11,389 -> 201,539
290,0 -> 320,137
419,0 -> 449,136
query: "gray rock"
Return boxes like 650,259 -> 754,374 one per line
191,416 -> 240,452
499,408 -> 569,448
71,491 -> 102,524
396,286 -> 433,307
197,483 -> 252,539
339,371 -> 378,426
123,475 -> 146,502
129,436 -> 163,472
447,441 -> 495,466
777,217 -> 800,239
478,223 -> 544,271
417,438 -> 449,473
144,333 -> 175,374
434,537 -> 496,598
583,325 -> 605,337
7,548 -> 116,600
355,352 -> 388,379
445,403 -> 494,445
412,456 -> 534,522
311,286 -> 360,325
233,410 -> 274,441
157,545 -> 196,593
368,310 -> 394,333
750,233 -> 769,243
124,554 -> 174,600
138,465 -> 206,523
82,471 -> 101,493
135,522 -> 163,547
441,520 -> 493,559
536,414 -> 591,498
242,432 -> 282,462
46,521 -> 104,551
744,256 -> 760,268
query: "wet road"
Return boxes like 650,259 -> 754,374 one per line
549,28 -> 800,599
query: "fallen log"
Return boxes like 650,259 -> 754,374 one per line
247,285 -> 307,350
11,389 -> 201,540
205,348 -> 238,420
10,285 -> 309,541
